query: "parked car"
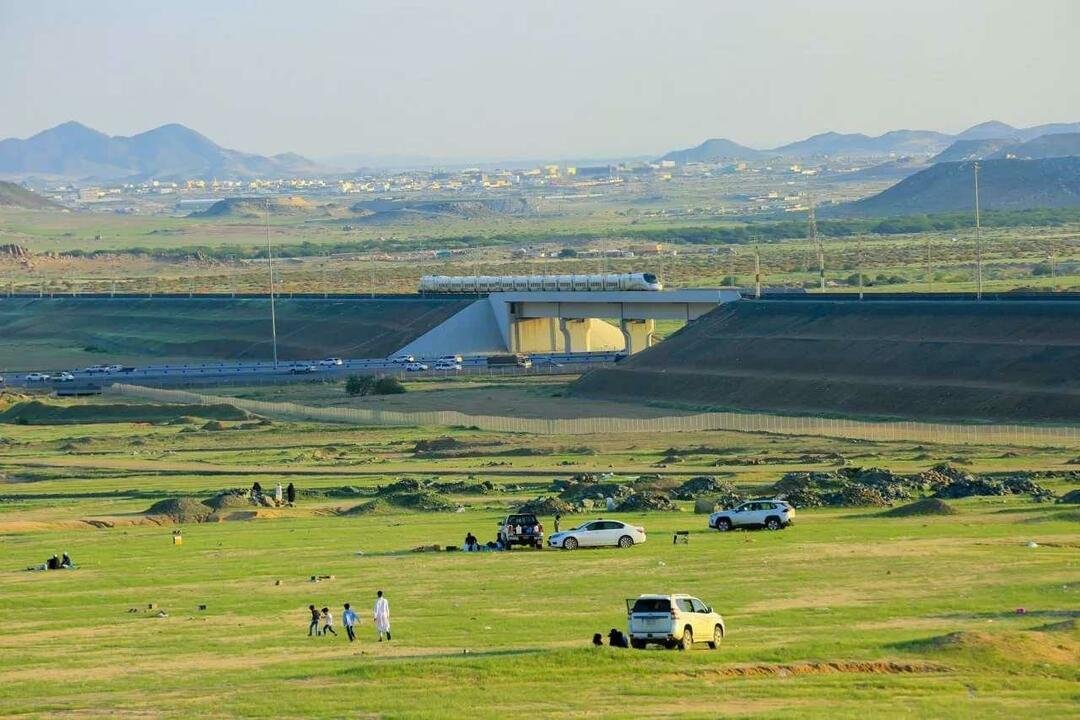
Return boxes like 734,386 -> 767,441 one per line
626,594 -> 725,650
390,354 -> 415,364
289,364 -> 317,374
548,519 -> 646,550
53,372 -> 75,382
404,362 -> 429,372
497,513 -> 544,549
709,500 -> 794,531
319,358 -> 343,366
25,372 -> 51,382
434,360 -> 462,371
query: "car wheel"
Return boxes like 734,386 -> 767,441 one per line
716,518 -> 733,532
765,517 -> 781,530
563,537 -> 578,550
708,625 -> 723,649
617,535 -> 634,549
630,639 -> 646,650
679,626 -> 694,651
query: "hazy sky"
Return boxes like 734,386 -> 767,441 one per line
2,0 -> 1079,161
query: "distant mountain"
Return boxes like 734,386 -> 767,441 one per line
989,133 -> 1080,160
660,120 -> 1080,164
0,180 -> 62,209
771,129 -> 952,158
0,122 -> 329,181
838,157 -> 930,181
841,157 -> 1080,216
660,138 -> 764,163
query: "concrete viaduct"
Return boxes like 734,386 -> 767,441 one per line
397,289 -> 741,357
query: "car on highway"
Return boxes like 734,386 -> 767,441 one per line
548,519 -> 646,550
626,594 -> 725,650
83,365 -> 110,374
404,362 -> 429,372
105,364 -> 124,373
709,500 -> 795,532
319,357 -> 343,366
25,372 -> 51,382
289,364 -> 317,374
433,360 -> 462,371
390,354 -> 415,363
53,372 -> 75,382
437,354 -> 464,364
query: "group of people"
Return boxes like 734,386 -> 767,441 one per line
251,481 -> 296,506
593,628 -> 629,648
27,552 -> 75,571
308,590 -> 391,643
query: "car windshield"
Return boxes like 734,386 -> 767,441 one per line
631,598 -> 671,613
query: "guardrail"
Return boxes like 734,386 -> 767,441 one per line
106,383 -> 1080,447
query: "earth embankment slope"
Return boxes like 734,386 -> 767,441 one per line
0,297 -> 469,367
572,300 -> 1080,422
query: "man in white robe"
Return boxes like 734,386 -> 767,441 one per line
373,590 -> 391,641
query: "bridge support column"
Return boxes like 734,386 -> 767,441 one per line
619,319 -> 655,355
559,318 -> 593,352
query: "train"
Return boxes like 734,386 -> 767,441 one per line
418,272 -> 663,293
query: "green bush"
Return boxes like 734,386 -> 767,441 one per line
373,377 -> 406,395
345,374 -> 377,397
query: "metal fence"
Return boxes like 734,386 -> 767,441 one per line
106,383 -> 1080,448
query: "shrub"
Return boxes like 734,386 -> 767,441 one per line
373,377 -> 406,395
345,374 -> 377,397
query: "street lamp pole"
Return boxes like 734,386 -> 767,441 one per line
266,199 -> 279,366
974,162 -> 983,300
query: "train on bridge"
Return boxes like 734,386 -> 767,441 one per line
418,272 -> 663,293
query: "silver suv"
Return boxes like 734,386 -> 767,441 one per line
709,500 -> 794,531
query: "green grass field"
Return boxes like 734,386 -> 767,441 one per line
0,395 -> 1077,718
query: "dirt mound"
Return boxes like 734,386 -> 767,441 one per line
1058,489 -> 1080,504
433,479 -> 502,495
558,482 -> 635,505
897,630 -> 1079,666
672,476 -> 744,506
386,491 -> 454,512
0,400 -> 251,426
773,471 -> 889,507
340,499 -> 394,515
934,473 -> 1050,499
201,420 -> 227,431
144,497 -> 214,524
882,498 -> 958,517
203,489 -> 253,510
617,493 -> 677,512
413,437 -> 466,454
518,496 -> 576,515
571,300 -> 1080,422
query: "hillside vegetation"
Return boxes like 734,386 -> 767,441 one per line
0,180 -> 61,209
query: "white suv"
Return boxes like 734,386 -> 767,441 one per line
626,594 -> 725,650
709,500 -> 794,532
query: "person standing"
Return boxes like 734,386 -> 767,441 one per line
286,482 -> 296,506
554,514 -> 561,533
274,482 -> 283,505
308,604 -> 321,636
373,590 -> 391,642
342,603 -> 358,642
321,607 -> 338,637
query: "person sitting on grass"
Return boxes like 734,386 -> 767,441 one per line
321,607 -> 337,637
46,555 -> 60,570
60,552 -> 74,569
607,628 -> 629,648
592,633 -> 603,647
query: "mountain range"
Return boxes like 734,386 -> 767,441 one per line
0,122 -> 330,181
839,157 -> 1080,216
661,121 -> 1080,163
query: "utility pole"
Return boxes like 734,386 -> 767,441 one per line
926,236 -> 933,292
808,192 -> 824,291
728,246 -> 737,287
265,199 -> 279,367
857,234 -> 864,301
753,247 -> 762,299
974,162 -> 983,299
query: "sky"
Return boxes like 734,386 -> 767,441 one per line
2,0 -> 1079,163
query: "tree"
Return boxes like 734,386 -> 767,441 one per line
373,377 -> 406,395
345,374 -> 376,396
557,248 -> 577,258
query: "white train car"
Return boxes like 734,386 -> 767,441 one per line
418,272 -> 662,293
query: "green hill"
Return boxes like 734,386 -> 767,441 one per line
843,157 -> 1080,216
990,133 -> 1080,160
0,181 -> 61,209
192,196 -> 318,218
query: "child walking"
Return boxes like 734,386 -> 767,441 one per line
308,605 -> 321,636
321,607 -> 338,637
342,603 -> 358,642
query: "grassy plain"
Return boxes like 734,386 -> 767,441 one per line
0,389 -> 1078,718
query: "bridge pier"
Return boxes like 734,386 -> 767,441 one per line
619,318 -> 655,354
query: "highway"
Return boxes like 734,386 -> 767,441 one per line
0,352 -> 622,390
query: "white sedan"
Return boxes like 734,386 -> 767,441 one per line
404,362 -> 429,372
548,519 -> 646,550
25,372 -> 51,382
